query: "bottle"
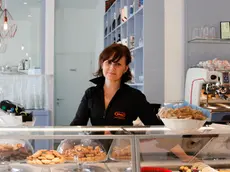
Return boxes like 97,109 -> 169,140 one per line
117,12 -> 121,26
112,12 -> 116,30
1,106 -> 6,111
130,5 -> 133,15
8,107 -> 15,116
24,59 -> 30,70
104,21 -> 108,36
139,0 -> 144,7
117,34 -> 121,44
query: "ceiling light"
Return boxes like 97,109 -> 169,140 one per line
28,14 -> 32,17
24,2 -> 27,5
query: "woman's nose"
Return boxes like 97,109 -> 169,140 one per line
109,63 -> 116,69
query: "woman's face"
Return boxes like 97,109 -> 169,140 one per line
102,56 -> 128,82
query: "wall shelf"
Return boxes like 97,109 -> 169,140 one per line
188,38 -> 230,44
130,45 -> 143,52
104,0 -> 161,103
104,0 -> 145,91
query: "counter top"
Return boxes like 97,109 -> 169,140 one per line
7,159 -> 230,172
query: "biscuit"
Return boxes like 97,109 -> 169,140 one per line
52,150 -> 62,158
62,145 -> 106,162
45,154 -> 55,160
27,150 -> 65,165
41,159 -> 51,164
32,150 -> 42,158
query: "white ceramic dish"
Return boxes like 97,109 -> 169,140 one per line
161,118 -> 206,131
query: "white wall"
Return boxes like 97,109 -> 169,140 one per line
0,4 -> 41,68
93,0 -> 105,75
54,0 -> 104,125
55,0 -> 104,76
164,0 -> 185,103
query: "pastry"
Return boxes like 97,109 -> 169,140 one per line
0,143 -> 32,161
111,145 -> 131,160
62,145 -> 106,162
159,106 -> 207,120
27,150 -> 65,165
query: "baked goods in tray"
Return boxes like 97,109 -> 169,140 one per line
0,141 -> 33,161
110,145 -> 131,160
159,106 -> 207,120
63,145 -> 106,162
27,150 -> 65,165
109,139 -> 131,161
57,139 -> 107,162
179,163 -> 218,172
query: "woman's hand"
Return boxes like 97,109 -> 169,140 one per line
104,131 -> 112,135
179,155 -> 202,163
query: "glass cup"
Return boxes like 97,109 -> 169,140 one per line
202,25 -> 209,39
209,26 -> 216,39
192,27 -> 202,39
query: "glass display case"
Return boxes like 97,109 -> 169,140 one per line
0,125 -> 230,172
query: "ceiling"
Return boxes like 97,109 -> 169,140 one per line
0,0 -> 42,20
0,0 -> 101,21
55,0 -> 99,9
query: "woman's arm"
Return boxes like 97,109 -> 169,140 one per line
70,89 -> 91,126
136,92 -> 162,125
171,144 -> 201,162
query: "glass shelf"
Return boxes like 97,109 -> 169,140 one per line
188,38 -> 230,44
130,45 -> 143,52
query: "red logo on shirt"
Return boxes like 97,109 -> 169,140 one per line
114,112 -> 126,120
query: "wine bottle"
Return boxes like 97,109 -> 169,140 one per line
117,13 -> 121,26
117,34 -> 121,44
112,12 -> 116,30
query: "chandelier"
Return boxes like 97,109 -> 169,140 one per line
0,0 -> 17,53
0,0 -> 17,39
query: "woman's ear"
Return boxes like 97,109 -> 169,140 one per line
124,66 -> 128,74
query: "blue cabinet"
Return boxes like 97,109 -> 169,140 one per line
31,110 -> 51,151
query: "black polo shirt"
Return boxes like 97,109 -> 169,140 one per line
70,77 -> 158,126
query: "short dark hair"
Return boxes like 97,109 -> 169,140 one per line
94,43 -> 132,82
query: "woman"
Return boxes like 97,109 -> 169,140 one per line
70,43 -> 157,126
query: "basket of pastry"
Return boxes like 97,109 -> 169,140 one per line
57,139 -> 107,163
179,162 -> 218,172
109,139 -> 131,161
27,149 -> 65,165
157,101 -> 210,131
0,139 -> 33,162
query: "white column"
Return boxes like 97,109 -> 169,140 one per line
42,0 -> 55,127
94,0 -> 105,75
44,0 -> 55,75
164,0 -> 185,103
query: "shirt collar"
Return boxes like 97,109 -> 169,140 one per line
89,76 -> 105,86
89,76 -> 126,88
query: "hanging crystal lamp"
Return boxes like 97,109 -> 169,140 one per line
0,0 -> 17,39
0,0 -> 3,12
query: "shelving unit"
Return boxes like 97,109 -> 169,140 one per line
104,0 -> 144,91
104,0 -> 164,103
